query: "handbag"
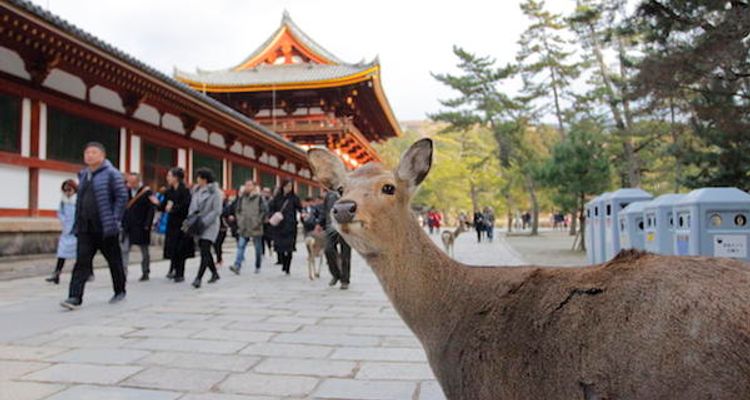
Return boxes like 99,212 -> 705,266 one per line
269,199 -> 289,227
181,192 -> 210,236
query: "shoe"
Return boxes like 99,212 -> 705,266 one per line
229,265 -> 240,275
139,274 -> 149,282
87,274 -> 95,282
192,279 -> 201,289
108,293 -> 126,304
166,270 -> 175,279
45,274 -> 60,284
340,283 -> 349,290
173,276 -> 185,283
208,275 -> 220,284
329,277 -> 339,287
60,297 -> 81,310
254,268 -> 260,274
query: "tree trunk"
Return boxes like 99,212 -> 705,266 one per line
469,181 -> 479,215
569,211 -> 577,236
524,174 -> 539,236
669,97 -> 682,192
577,195 -> 586,252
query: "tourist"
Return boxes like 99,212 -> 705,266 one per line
474,210 -> 485,243
61,142 -> 127,310
121,173 -> 155,281
230,179 -> 267,274
320,188 -> 352,289
269,179 -> 302,275
152,186 -> 168,246
154,167 -> 194,282
260,187 -> 274,258
213,195 -> 230,268
46,179 -> 78,284
189,167 -> 223,288
483,207 -> 495,242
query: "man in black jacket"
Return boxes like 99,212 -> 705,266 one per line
320,188 -> 352,290
121,173 -> 155,281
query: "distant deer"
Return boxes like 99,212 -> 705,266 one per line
308,139 -> 750,400
440,223 -> 466,257
304,230 -> 326,280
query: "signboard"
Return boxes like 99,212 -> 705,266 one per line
714,235 -> 747,259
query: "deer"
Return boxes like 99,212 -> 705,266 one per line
440,222 -> 466,257
304,229 -> 326,280
308,138 -> 750,400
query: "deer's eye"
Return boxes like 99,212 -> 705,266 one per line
381,184 -> 396,195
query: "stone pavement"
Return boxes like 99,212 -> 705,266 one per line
0,229 -> 524,400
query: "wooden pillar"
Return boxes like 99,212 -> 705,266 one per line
28,100 -> 40,217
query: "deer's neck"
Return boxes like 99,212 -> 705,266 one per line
366,216 -> 468,347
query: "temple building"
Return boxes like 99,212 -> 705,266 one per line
1,1 -> 398,255
174,12 -> 401,170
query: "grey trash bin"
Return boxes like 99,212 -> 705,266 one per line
619,200 -> 650,251
585,199 -> 596,264
673,187 -> 750,261
643,194 -> 685,255
593,192 -> 611,264
603,188 -> 652,260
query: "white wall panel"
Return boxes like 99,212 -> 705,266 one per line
90,85 -> 125,113
130,135 -> 141,174
133,103 -> 160,125
119,128 -> 127,172
42,69 -> 86,100
38,102 -> 47,160
39,170 -> 77,211
0,166 -> 29,209
162,113 -> 185,134
21,98 -> 30,157
0,47 -> 30,80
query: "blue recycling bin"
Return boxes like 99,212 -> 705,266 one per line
673,188 -> 750,261
593,192 -> 611,264
585,199 -> 595,264
619,200 -> 650,251
643,194 -> 685,255
603,188 -> 652,260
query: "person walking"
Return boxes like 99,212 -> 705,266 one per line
260,187 -> 274,258
189,168 -> 223,288
269,180 -> 302,275
320,188 -> 352,290
483,207 -> 495,242
473,210 -> 485,243
60,142 -> 127,310
229,179 -> 267,274
154,167 -> 194,282
213,196 -> 230,268
46,179 -> 78,284
121,173 -> 155,281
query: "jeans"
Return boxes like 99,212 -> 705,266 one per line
120,235 -> 150,276
69,232 -> 126,302
234,236 -> 263,270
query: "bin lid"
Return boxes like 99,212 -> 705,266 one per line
675,187 -> 750,206
644,193 -> 686,211
622,200 -> 651,216
597,192 -> 613,203
609,188 -> 652,201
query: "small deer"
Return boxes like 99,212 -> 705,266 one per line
308,138 -> 750,400
440,223 -> 466,257
304,230 -> 326,280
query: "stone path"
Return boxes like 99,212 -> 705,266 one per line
0,229 -> 524,400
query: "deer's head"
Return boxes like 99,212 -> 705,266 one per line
307,139 -> 433,258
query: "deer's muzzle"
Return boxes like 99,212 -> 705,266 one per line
332,200 -> 357,224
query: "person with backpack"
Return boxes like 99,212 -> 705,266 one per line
229,179 -> 268,274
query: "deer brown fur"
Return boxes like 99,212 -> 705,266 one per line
441,223 -> 466,257
308,138 -> 750,400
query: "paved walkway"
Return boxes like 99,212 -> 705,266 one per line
0,229 -> 524,400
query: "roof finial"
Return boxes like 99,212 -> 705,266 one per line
282,9 -> 291,24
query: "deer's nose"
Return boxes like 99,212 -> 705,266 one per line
333,200 -> 357,224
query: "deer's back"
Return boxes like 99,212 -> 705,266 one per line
433,251 -> 750,400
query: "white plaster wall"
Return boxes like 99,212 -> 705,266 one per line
39,170 -> 77,211
162,113 -> 185,134
243,145 -> 256,159
130,135 -> 141,174
0,166 -> 29,209
38,102 -> 47,160
190,126 -> 208,142
230,141 -> 243,154
209,132 -> 225,148
178,148 -> 187,169
90,85 -> 125,113
0,47 -> 30,80
43,69 -> 86,100
119,128 -> 127,172
133,103 -> 160,125
21,98 -> 30,157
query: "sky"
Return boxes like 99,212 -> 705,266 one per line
31,0 -> 576,121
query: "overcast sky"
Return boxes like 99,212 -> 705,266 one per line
32,0 -> 576,121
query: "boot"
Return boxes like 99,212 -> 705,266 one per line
192,278 -> 201,289
208,275 -> 220,284
45,273 -> 60,284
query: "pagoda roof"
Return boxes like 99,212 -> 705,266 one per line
174,61 -> 378,92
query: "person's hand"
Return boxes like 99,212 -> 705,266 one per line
166,200 -> 174,212
228,215 -> 235,222
148,195 -> 160,205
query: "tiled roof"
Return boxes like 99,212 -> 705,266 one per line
175,62 -> 376,87
4,0 -> 306,158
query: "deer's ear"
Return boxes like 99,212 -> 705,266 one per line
396,138 -> 433,190
308,148 -> 347,191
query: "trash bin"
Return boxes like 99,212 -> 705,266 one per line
593,192 -> 611,264
603,188 -> 652,260
673,187 -> 750,261
619,200 -> 650,251
643,194 -> 685,255
585,198 -> 596,264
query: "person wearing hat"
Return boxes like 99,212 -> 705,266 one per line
61,142 -> 128,310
